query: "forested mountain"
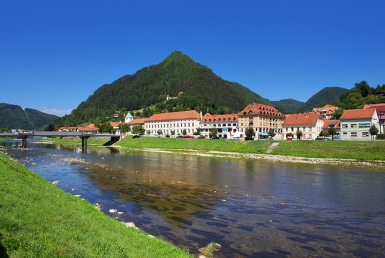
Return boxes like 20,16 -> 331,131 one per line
55,51 -> 267,126
300,87 -> 349,112
270,99 -> 304,114
0,103 -> 59,130
331,81 -> 385,109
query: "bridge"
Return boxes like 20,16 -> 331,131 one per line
0,131 -> 121,153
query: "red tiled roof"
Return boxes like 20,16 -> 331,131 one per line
340,109 -> 376,120
363,103 -> 385,110
322,119 -> 340,129
146,110 -> 200,122
312,104 -> 338,113
202,113 -> 238,122
239,103 -> 285,117
127,118 -> 146,125
282,112 -> 322,126
109,122 -> 120,128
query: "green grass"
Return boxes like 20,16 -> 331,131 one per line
0,152 -> 191,258
115,136 -> 272,154
42,136 -> 385,161
271,140 -> 385,160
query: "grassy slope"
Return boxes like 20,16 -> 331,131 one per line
0,152 -> 191,258
45,136 -> 385,161
114,136 -> 385,161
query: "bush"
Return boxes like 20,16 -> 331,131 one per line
376,134 -> 385,140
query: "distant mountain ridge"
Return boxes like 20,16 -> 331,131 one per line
0,103 -> 59,130
271,87 -> 349,113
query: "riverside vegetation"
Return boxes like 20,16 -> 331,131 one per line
0,151 -> 191,258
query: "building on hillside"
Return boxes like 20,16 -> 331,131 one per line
144,110 -> 201,135
125,113 -> 134,123
200,113 -> 239,138
109,122 -> 121,135
322,120 -> 341,137
238,103 -> 285,138
312,104 -> 339,119
282,112 -> 324,139
363,103 -> 385,134
340,109 -> 379,141
58,126 -> 77,132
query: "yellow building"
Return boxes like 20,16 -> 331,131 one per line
238,103 -> 285,138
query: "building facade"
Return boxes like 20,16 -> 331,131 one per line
363,103 -> 385,134
238,103 -> 285,138
200,113 -> 239,138
340,109 -> 379,141
282,113 -> 324,139
312,104 -> 339,119
144,110 -> 201,135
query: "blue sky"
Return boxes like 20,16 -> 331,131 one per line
1,1 -> 384,117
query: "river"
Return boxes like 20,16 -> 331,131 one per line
2,140 -> 385,257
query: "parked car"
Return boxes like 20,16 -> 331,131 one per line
183,135 -> 194,138
176,135 -> 184,138
132,134 -> 141,139
286,137 -> 293,141
198,135 -> 206,139
211,135 -> 220,140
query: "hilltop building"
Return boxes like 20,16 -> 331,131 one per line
312,104 -> 339,119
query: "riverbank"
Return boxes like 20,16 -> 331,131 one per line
39,136 -> 385,168
0,151 -> 191,258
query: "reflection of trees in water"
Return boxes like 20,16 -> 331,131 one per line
81,164 -> 223,226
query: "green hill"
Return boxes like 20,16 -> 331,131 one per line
57,51 -> 267,126
300,87 -> 349,112
0,103 -> 59,130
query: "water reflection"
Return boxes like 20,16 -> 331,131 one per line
3,142 -> 385,258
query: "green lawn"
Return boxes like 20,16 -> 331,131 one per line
41,136 -> 385,161
0,152 -> 191,258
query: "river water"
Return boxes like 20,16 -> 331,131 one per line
2,141 -> 385,257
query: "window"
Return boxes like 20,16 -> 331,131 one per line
362,132 -> 369,137
309,127 -> 312,131
351,124 -> 357,128
342,124 -> 348,128
303,127 -> 306,132
359,123 -> 370,128
351,132 -> 357,137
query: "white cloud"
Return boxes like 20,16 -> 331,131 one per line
40,108 -> 73,117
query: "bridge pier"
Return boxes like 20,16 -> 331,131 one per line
21,135 -> 28,149
80,136 -> 91,153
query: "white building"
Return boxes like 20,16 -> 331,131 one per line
144,110 -> 201,135
340,109 -> 379,141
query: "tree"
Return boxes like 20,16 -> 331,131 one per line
119,123 -> 130,134
99,122 -> 113,133
245,127 -> 255,140
209,128 -> 218,138
286,132 -> 293,138
157,129 -> 162,135
328,126 -> 336,140
369,124 -> 379,141
132,125 -> 145,135
171,130 -> 175,136
296,130 -> 303,140
268,129 -> 276,138
332,109 -> 344,119
182,129 -> 187,136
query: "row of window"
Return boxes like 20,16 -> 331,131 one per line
203,123 -> 237,127
342,132 -> 370,137
203,118 -> 237,122
341,123 -> 371,128
284,127 -> 321,132
146,122 -> 197,129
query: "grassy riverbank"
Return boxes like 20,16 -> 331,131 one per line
114,136 -> 385,161
39,136 -> 385,161
0,152 -> 191,258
